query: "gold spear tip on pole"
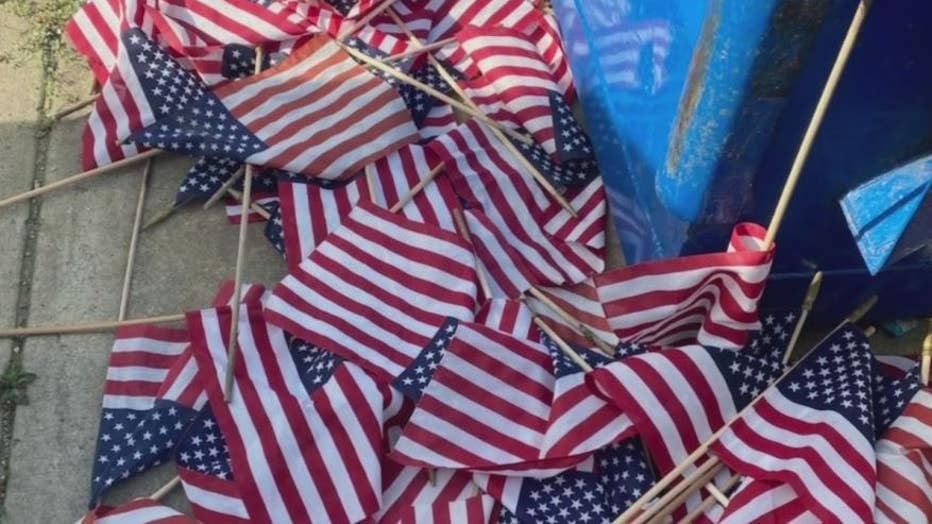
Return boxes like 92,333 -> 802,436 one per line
922,319 -> 932,356
846,295 -> 878,324
801,271 -> 824,311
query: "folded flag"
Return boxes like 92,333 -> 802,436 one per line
391,321 -> 586,476
539,176 -> 608,252
369,461 -> 492,524
716,478 -> 817,524
452,25 -> 591,162
188,300 -> 386,523
430,119 -> 604,295
175,157 -> 243,206
875,387 -> 932,523
266,202 -> 479,382
89,324 -> 193,506
873,359 -> 922,436
480,439 -> 655,524
276,143 -> 457,270
129,33 -> 418,179
77,498 -> 197,524
710,325 -> 877,523
475,298 -> 538,342
65,0 -> 152,84
535,222 -> 773,350
541,335 -> 637,460
744,309 -> 802,366
420,0 -> 537,47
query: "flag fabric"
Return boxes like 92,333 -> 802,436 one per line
65,0 -> 155,84
588,344 -> 783,480
475,298 -> 538,342
534,222 -> 773,350
263,201 -> 286,257
265,202 -> 479,382
130,34 -> 419,179
175,157 -> 242,205
77,498 -> 197,524
89,324 -> 194,505
452,25 -> 591,162
429,119 -> 605,295
188,301 -> 386,523
369,461 -> 492,524
875,387 -> 932,523
540,335 -> 637,460
743,309 -> 802,366
223,192 -> 279,225
716,478 -> 818,524
421,0 -> 537,47
710,325 -> 878,523
539,176 -> 608,252
391,317 -> 459,402
873,360 -> 922,437
480,439 -> 655,524
390,321 -> 586,475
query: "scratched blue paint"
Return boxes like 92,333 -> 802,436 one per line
840,155 -> 932,275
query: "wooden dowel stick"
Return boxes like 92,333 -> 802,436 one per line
681,473 -> 742,524
203,166 -> 246,210
223,47 -> 264,402
365,165 -> 379,205
118,159 -> 153,321
614,295 -> 879,524
782,270 -> 823,365
143,202 -> 182,230
226,188 -> 272,220
642,460 -> 724,524
451,208 -> 492,300
336,40 -> 533,147
704,482 -> 731,508
50,94 -> 99,121
383,37 -> 456,63
389,164 -> 443,212
533,316 -> 593,372
338,0 -> 398,39
0,149 -> 161,211
149,475 -> 181,500
0,313 -> 186,338
763,0 -> 869,249
384,9 -> 575,216
921,319 -> 932,386
526,286 -> 615,355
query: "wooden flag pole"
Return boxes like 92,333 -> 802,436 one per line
921,319 -> 932,386
365,165 -> 379,205
336,40 -> 534,148
383,37 -> 456,63
389,164 -> 444,212
525,286 -> 615,355
782,270 -> 823,364
118,159 -> 153,320
203,165 -> 246,210
0,149 -> 162,211
226,187 -> 272,220
642,459 -> 726,524
763,0 -> 869,250
681,472 -> 743,524
223,46 -> 264,403
384,8 -> 576,217
451,208 -> 493,300
615,295 -> 879,524
533,316 -> 593,372
49,94 -> 98,122
337,0 -> 399,39
0,313 -> 186,338
149,475 -> 181,500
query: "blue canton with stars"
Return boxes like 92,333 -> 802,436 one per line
122,29 -> 266,161
175,156 -> 279,206
175,405 -> 233,481
392,318 -> 458,401
707,346 -> 785,411
549,91 -> 594,163
872,359 -> 921,437
745,310 -> 800,370
221,44 -> 272,80
780,326 -> 876,441
90,400 -> 197,506
263,201 -> 286,257
287,335 -> 344,395
544,334 -> 616,377
497,438 -> 655,524
511,134 -> 600,190
329,0 -> 359,15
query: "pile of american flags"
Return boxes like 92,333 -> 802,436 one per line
61,1 -> 932,523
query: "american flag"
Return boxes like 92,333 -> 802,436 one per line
710,325 -> 878,523
265,202 -> 479,382
873,359 -> 922,436
509,136 -> 600,191
89,324 -> 193,505
744,310 -> 802,366
715,478 -> 816,524
392,317 -> 458,401
429,119 -> 604,295
589,344 -> 783,481
175,157 -> 241,205
262,200 -> 286,256
539,176 -> 608,253
474,298 -> 538,342
540,335 -> 637,460
420,0 -> 537,48
480,439 -> 655,524
175,406 -> 251,523
130,34 -> 419,179
65,0 -> 155,85
452,25 -> 592,162
390,321 -> 586,476
369,462 -> 492,523
875,387 -> 932,523
77,498 -> 197,524
188,301 -> 386,523
533,222 -> 774,351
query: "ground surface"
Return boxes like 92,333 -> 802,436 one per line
0,4 -> 925,523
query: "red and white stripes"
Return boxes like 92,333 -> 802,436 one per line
103,325 -> 190,410
875,388 -> 932,524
